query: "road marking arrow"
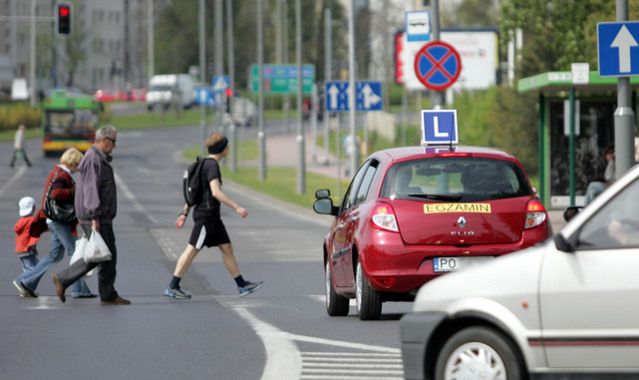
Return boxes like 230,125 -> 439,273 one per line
328,84 -> 340,110
611,25 -> 638,73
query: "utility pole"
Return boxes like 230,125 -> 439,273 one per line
226,0 -> 237,172
275,0 -> 283,63
29,0 -> 36,107
199,0 -> 207,153
614,0 -> 637,178
283,0 -> 291,133
147,0 -> 154,78
215,0 -> 224,132
348,0 -> 358,177
124,0 -> 130,85
258,0 -> 267,180
323,5 -> 332,163
430,0 -> 444,108
296,0 -> 305,194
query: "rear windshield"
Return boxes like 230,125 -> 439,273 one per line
380,157 -> 533,202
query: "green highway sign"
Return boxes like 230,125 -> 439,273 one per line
250,64 -> 315,95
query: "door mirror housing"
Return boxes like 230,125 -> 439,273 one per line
313,197 -> 338,216
315,189 -> 331,200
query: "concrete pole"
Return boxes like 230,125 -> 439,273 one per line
283,0 -> 291,133
348,0 -> 358,177
199,0 -> 207,154
275,0 -> 282,63
296,0 -> 306,194
569,87 -> 576,206
430,0 -> 444,108
29,0 -> 36,107
215,0 -> 224,132
614,0 -> 637,178
311,83 -> 318,162
147,0 -> 154,78
226,0 -> 237,172
258,0 -> 267,181
323,6 -> 332,164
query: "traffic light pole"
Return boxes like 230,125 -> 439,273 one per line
199,0 -> 207,154
226,0 -> 237,172
296,0 -> 306,194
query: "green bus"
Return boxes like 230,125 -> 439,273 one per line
42,89 -> 102,155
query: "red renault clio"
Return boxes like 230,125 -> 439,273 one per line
313,146 -> 551,320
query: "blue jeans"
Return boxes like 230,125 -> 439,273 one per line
19,253 -> 39,272
16,220 -> 93,296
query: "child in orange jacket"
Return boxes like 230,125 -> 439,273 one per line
12,197 -> 40,296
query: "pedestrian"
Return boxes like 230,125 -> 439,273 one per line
13,148 -> 95,299
164,132 -> 263,299
9,124 -> 32,168
12,197 -> 40,297
584,145 -> 615,206
52,125 -> 130,305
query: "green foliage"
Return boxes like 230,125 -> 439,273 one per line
0,104 -> 41,132
454,87 -> 538,174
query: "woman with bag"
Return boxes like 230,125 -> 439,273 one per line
13,148 -> 96,298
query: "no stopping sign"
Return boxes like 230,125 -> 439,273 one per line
414,40 -> 462,91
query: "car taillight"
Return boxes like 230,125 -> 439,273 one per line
525,199 -> 547,229
371,202 -> 399,232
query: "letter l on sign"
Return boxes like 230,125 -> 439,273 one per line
433,116 -> 448,138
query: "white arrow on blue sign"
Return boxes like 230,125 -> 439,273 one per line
598,21 -> 639,77
325,81 -> 383,112
421,109 -> 458,146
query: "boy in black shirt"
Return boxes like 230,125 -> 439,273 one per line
164,133 -> 263,299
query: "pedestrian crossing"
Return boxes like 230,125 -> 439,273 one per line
300,352 -> 403,380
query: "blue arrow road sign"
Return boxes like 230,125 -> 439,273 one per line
598,21 -> 639,77
325,81 -> 383,112
421,109 -> 458,145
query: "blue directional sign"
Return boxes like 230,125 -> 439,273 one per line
325,81 -> 383,112
598,22 -> 639,77
421,109 -> 458,145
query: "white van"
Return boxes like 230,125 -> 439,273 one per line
146,74 -> 195,111
11,78 -> 29,101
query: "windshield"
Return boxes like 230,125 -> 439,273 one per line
149,84 -> 174,91
381,157 -> 533,202
45,109 -> 98,137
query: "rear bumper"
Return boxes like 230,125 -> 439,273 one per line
400,311 -> 448,380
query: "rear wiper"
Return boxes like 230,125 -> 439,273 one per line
407,193 -> 462,201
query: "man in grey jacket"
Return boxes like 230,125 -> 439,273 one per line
52,125 -> 130,305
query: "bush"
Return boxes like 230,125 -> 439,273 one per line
0,103 -> 41,132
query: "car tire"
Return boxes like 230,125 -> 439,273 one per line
434,326 -> 526,380
355,261 -> 382,320
325,261 -> 349,316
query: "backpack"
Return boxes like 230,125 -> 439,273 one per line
182,157 -> 210,206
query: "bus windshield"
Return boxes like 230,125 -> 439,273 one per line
45,109 -> 98,138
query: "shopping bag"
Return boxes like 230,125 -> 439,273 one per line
84,229 -> 112,263
70,237 -> 88,265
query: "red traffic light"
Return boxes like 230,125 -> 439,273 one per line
58,6 -> 70,17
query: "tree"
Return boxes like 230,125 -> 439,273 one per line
61,0 -> 87,87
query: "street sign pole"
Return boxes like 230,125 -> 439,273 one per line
257,0 -> 267,181
430,0 -> 444,108
348,0 -> 359,177
569,87 -> 576,207
199,0 -> 206,154
324,6 -> 332,165
215,0 -> 224,133
614,0 -> 636,179
226,0 -> 237,172
296,0 -> 306,194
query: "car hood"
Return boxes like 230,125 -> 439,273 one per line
412,239 -> 550,314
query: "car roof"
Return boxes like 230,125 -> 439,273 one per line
372,145 -> 517,163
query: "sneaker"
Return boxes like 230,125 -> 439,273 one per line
238,281 -> 264,297
163,287 -> 192,299
13,280 -> 37,298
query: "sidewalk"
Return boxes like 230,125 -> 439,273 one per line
262,132 -> 566,232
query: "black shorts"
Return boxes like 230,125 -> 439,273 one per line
189,219 -> 231,249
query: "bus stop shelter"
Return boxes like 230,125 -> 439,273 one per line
518,71 -> 639,209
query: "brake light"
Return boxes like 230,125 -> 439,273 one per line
370,202 -> 399,232
525,199 -> 547,229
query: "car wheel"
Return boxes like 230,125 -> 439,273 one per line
325,261 -> 349,316
435,326 -> 526,380
355,261 -> 382,320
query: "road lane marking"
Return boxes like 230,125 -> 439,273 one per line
114,171 -> 157,224
0,166 -> 26,197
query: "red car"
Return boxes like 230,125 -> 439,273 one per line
313,146 -> 552,320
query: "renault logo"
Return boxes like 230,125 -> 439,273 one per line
457,216 -> 467,228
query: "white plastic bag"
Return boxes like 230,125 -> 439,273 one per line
70,237 -> 88,265
84,229 -> 112,263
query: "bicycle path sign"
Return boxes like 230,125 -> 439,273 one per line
414,40 -> 461,91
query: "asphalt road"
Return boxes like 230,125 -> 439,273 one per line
0,125 -> 409,380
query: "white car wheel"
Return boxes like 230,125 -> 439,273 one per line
435,326 -> 525,380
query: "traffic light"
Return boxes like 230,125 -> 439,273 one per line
56,3 -> 72,35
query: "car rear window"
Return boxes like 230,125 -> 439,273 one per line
380,157 -> 533,202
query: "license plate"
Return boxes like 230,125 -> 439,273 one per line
433,257 -> 494,273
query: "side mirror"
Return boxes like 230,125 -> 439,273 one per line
313,197 -> 338,216
315,189 -> 331,200
563,206 -> 582,222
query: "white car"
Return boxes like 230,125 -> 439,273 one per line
400,164 -> 639,380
